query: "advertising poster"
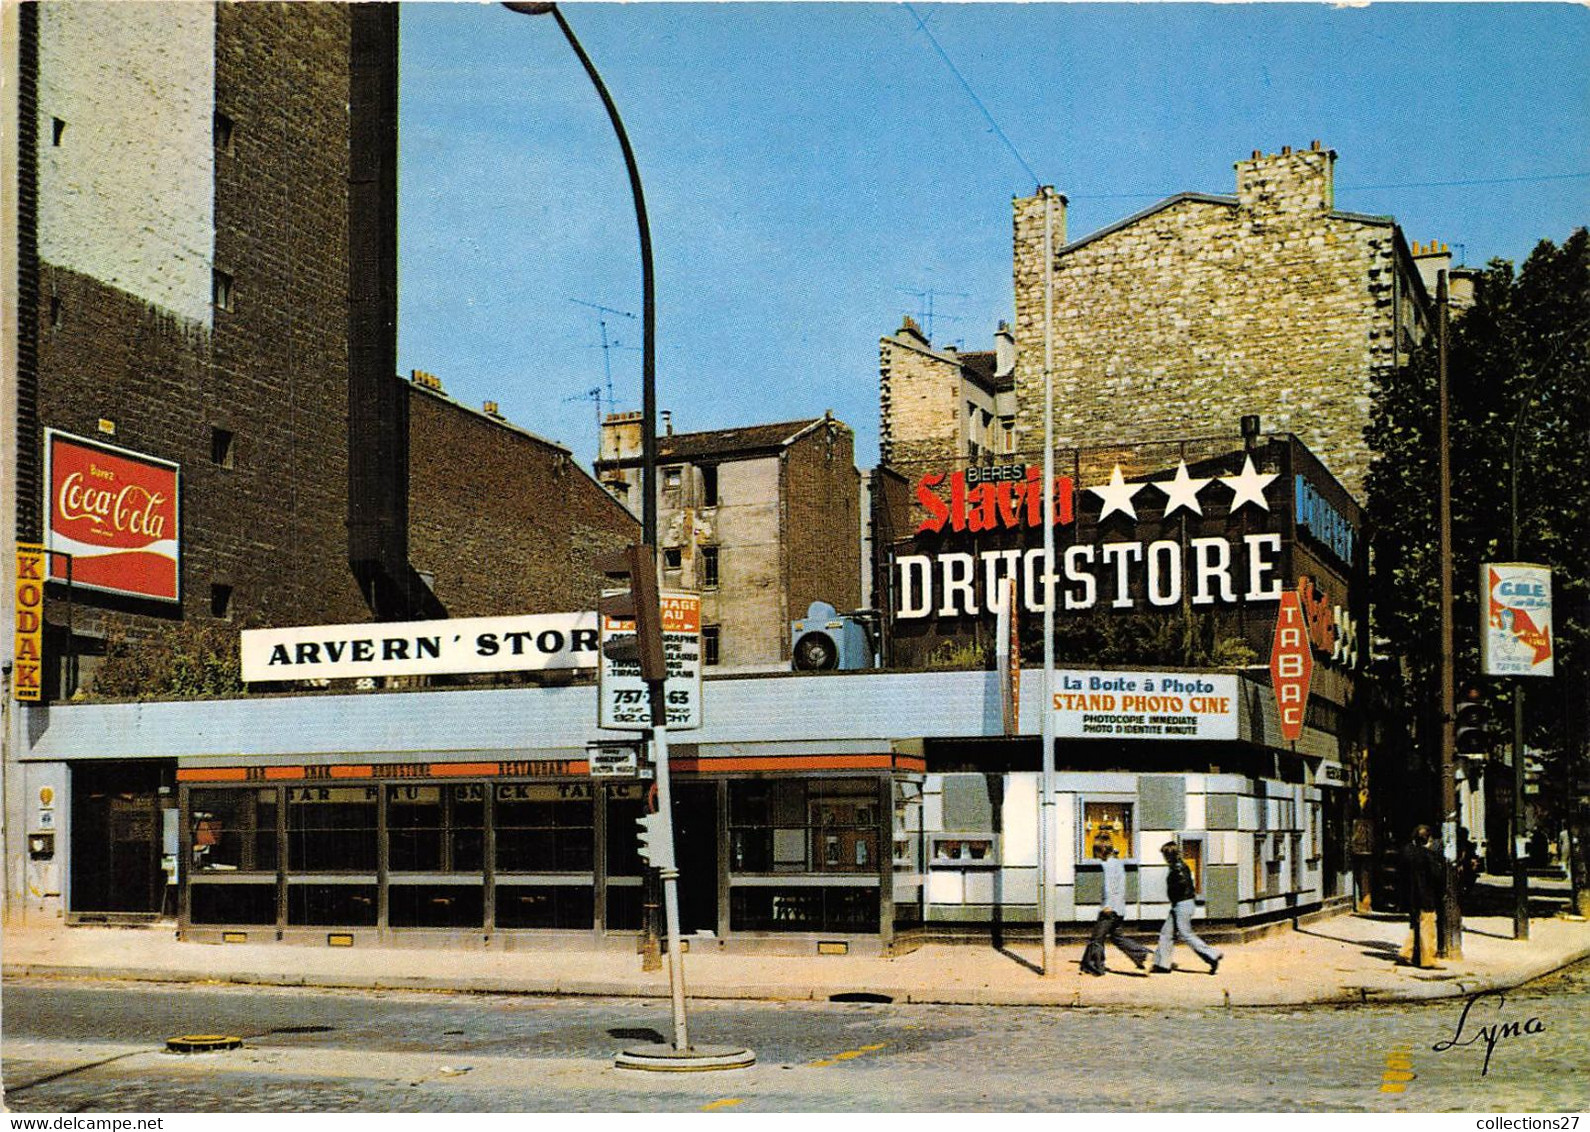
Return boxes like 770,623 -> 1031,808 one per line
44,429 -> 180,602
1482,562 -> 1554,677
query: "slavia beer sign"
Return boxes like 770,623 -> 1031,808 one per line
45,430 -> 180,602
1269,587 -> 1313,742
896,456 -> 1284,619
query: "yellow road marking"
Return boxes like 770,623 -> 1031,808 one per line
810,1042 -> 888,1068
1379,1045 -> 1415,1093
702,1098 -> 744,1111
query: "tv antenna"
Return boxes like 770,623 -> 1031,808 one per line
570,299 -> 636,419
897,286 -> 967,342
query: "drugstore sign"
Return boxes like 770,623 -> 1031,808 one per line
45,430 -> 180,602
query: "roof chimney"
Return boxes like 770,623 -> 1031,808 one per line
661,410 -> 673,436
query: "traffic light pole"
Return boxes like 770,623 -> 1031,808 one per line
647,694 -> 689,1052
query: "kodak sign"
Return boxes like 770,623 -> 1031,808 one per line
1270,587 -> 1313,742
14,544 -> 45,702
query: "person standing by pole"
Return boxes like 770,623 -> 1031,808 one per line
1398,824 -> 1444,969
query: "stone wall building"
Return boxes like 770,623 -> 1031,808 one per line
595,413 -> 862,670
1010,144 -> 1438,498
878,316 -> 1017,483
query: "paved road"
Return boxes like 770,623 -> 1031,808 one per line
4,960 -> 1587,1112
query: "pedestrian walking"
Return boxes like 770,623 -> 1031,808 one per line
1398,824 -> 1443,968
1080,839 -> 1149,975
1151,840 -> 1222,975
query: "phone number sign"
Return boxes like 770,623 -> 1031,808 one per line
599,592 -> 702,731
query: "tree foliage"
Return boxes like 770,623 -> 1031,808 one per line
86,621 -> 246,701
1366,230 -> 1590,805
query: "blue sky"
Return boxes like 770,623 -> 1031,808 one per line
397,2 -> 1590,472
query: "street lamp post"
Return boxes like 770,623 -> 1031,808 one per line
503,0 -> 663,973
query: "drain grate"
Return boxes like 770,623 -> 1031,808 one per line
828,992 -> 893,1004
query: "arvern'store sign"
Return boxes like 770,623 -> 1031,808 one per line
894,455 -> 1286,619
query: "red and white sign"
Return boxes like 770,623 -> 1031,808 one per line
1482,563 -> 1553,677
45,430 -> 180,602
599,592 -> 702,731
1270,588 -> 1314,742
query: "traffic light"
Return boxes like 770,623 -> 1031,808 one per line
596,544 -> 667,682
1454,687 -> 1495,754
635,810 -> 676,870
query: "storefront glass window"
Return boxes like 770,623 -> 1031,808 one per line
190,787 -> 277,873
494,783 -> 594,873
729,778 -> 879,874
387,784 -> 485,873
287,786 -> 378,873
1082,801 -> 1134,860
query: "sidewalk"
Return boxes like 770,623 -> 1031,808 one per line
6,906 -> 1588,1009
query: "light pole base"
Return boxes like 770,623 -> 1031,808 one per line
615,1044 -> 756,1072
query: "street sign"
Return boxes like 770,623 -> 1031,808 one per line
599,591 -> 701,730
587,743 -> 641,778
1270,587 -> 1313,742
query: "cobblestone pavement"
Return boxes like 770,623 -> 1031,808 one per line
4,960 -> 1587,1112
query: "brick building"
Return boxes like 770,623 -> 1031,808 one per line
594,413 -> 862,670
406,372 -> 637,620
1010,144 -> 1439,498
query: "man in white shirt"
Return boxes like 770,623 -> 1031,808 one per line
1081,839 -> 1150,974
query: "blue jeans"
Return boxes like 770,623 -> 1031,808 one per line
1154,899 -> 1221,969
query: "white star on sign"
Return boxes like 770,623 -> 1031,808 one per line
1221,455 -> 1278,512
1089,465 -> 1143,521
1157,461 -> 1212,517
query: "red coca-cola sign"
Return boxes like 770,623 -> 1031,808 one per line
45,430 -> 181,602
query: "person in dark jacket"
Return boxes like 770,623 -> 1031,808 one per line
1398,824 -> 1444,968
1151,840 -> 1222,974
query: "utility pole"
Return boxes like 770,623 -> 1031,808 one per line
1436,270 -> 1463,958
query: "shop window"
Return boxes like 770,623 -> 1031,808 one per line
387,884 -> 484,929
287,884 -> 377,926
1082,800 -> 1134,860
930,835 -> 997,866
190,788 -> 277,873
287,786 -> 377,873
190,884 -> 276,926
701,546 -> 719,589
729,778 -> 878,875
386,784 -> 484,873
493,783 -> 593,873
496,885 -> 594,929
1175,836 -> 1205,895
893,778 -> 924,870
729,887 -> 878,933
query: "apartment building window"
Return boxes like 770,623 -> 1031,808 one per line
662,547 -> 682,572
701,465 -> 719,506
214,112 -> 234,154
1001,420 -> 1016,454
701,546 -> 719,588
51,118 -> 66,146
212,270 -> 234,311
211,427 -> 235,469
210,584 -> 233,621
662,466 -> 682,498
702,625 -> 721,666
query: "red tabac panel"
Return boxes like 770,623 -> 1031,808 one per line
45,430 -> 180,602
1269,588 -> 1314,743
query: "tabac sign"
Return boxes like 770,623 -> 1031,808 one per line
44,430 -> 180,602
1482,563 -> 1553,677
1269,588 -> 1314,742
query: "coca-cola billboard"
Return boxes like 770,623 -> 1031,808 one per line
45,430 -> 181,602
